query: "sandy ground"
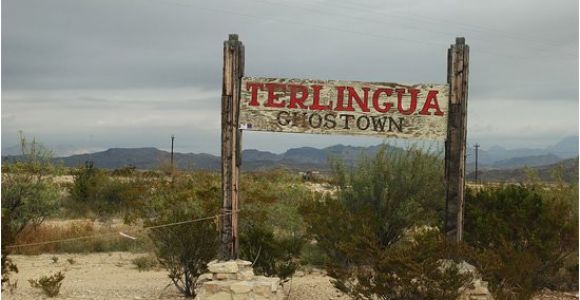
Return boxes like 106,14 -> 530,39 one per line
1,252 -> 350,300
1,252 -> 577,300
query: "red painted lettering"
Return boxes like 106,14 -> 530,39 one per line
288,84 -> 309,109
419,90 -> 444,116
335,87 -> 347,111
346,87 -> 370,112
372,88 -> 393,113
246,82 -> 263,106
397,88 -> 418,115
309,85 -> 331,110
264,83 -> 287,108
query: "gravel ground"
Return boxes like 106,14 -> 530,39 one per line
2,252 -> 349,300
2,252 -> 184,300
1,252 -> 577,300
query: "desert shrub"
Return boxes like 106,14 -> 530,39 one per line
342,231 -> 472,300
464,184 -> 579,298
239,224 -> 304,279
1,134 -> 60,289
131,255 -> 158,271
28,271 -> 65,297
300,242 -> 329,267
239,170 -> 308,278
70,161 -> 108,203
11,220 -> 149,254
68,163 -> 152,219
330,146 -> 445,246
299,145 -> 473,299
112,165 -> 137,177
143,176 -> 220,298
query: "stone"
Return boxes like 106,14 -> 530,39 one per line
237,269 -> 255,281
206,291 -> 232,300
208,261 -> 239,274
230,282 -> 253,294
254,281 -> 272,297
458,277 -> 494,300
294,270 -> 305,277
276,288 -> 286,299
199,273 -> 214,282
203,281 -> 234,294
235,260 -> 252,267
215,273 -> 236,280
232,294 -> 252,300
255,276 -> 279,292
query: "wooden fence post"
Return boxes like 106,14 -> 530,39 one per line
445,37 -> 469,242
221,34 -> 244,260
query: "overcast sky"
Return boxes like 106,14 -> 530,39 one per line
2,0 -> 578,156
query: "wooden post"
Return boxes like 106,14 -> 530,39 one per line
445,37 -> 469,242
221,34 -> 244,260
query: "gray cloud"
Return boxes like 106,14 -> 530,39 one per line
2,0 -> 578,155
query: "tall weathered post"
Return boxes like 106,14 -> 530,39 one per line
445,37 -> 469,242
221,34 -> 244,259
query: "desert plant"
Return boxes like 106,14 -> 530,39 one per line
28,271 -> 65,297
239,224 -> 304,279
2,133 -> 60,290
70,161 -> 107,203
464,184 -> 579,298
143,177 -> 220,298
239,170 -> 308,279
11,220 -> 149,254
68,163 -> 152,220
299,145 -> 473,299
66,258 -> 76,265
131,255 -> 158,272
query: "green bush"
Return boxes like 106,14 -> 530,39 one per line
299,145 -> 472,299
239,224 -> 303,279
131,255 -> 158,271
143,178 -> 220,298
464,185 -> 579,298
68,162 -> 151,219
28,271 -> 65,297
239,170 -> 308,279
1,134 -> 60,290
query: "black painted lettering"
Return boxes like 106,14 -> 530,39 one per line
388,117 -> 404,132
356,115 -> 370,130
324,114 -> 337,129
339,114 -> 355,129
371,116 -> 387,132
309,113 -> 323,128
277,111 -> 290,126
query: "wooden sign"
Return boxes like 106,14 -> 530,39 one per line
239,77 -> 449,140
220,34 -> 469,260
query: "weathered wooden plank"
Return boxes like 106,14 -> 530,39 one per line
445,37 -> 469,242
221,34 -> 244,260
239,77 -> 449,140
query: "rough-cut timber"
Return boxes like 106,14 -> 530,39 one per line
445,37 -> 469,242
240,77 -> 449,140
221,34 -> 244,260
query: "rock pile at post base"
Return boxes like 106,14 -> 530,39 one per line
196,260 -> 284,300
449,261 -> 494,300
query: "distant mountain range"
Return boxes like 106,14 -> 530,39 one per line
466,136 -> 578,171
467,157 -> 578,184
2,136 -> 577,174
2,144 -> 394,172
